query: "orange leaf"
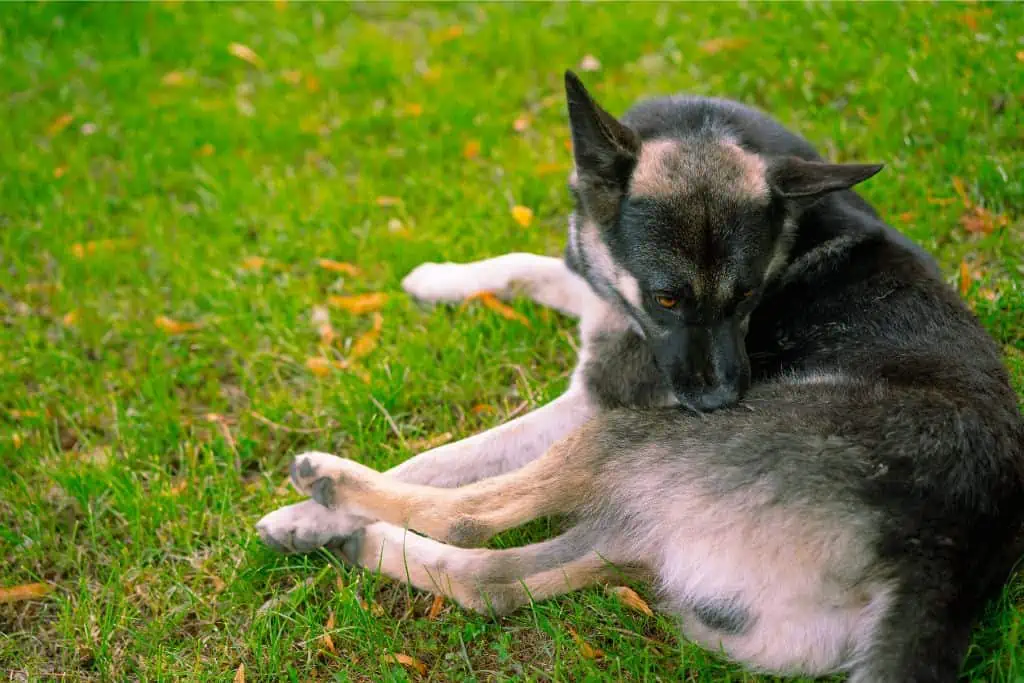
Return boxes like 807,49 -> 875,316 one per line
241,256 -> 266,271
71,238 -> 134,259
305,74 -> 320,92
567,627 -> 604,659
382,653 -> 427,676
62,310 -> 79,327
233,663 -> 245,683
375,195 -> 403,207
513,114 -> 531,133
535,162 -> 570,176
320,611 -> 337,655
951,176 -> 971,208
978,288 -> 998,302
170,479 -> 188,495
54,165 -> 68,179
155,315 -> 201,334
12,433 -> 23,449
0,583 -> 53,603
471,404 -> 495,415
699,37 -> 750,55
959,260 -> 971,297
427,594 -> 445,619
197,143 -> 216,157
897,212 -> 915,223
318,259 -> 361,276
462,139 -> 481,160
281,69 -> 302,85
402,103 -> 424,117
1018,50 -> 1024,63
463,292 -> 531,326
228,42 -> 264,68
161,70 -> 191,86
959,205 -> 1007,235
511,205 -> 534,227
305,357 -> 334,377
407,432 -> 453,451
8,410 -> 39,420
432,24 -> 463,43
350,313 -> 384,359
328,293 -> 388,314
47,113 -> 74,137
609,586 -> 654,617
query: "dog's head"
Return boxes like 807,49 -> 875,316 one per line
563,71 -> 883,413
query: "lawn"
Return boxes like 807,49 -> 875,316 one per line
1,2 -> 1021,681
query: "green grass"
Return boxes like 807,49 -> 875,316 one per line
1,2 -> 1021,681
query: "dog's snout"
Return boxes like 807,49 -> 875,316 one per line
697,384 -> 741,412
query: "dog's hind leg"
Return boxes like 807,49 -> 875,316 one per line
338,522 -> 644,615
288,424 -> 597,546
402,253 -> 596,318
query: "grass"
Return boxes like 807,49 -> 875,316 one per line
1,2 -> 1021,681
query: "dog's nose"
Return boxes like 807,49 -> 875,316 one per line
694,384 -> 741,412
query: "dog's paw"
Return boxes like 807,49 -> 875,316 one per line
255,500 -> 367,554
289,451 -> 367,508
401,262 -> 484,303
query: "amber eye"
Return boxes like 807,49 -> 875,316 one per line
655,295 -> 678,309
743,289 -> 755,298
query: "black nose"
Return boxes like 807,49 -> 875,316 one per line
689,384 -> 741,413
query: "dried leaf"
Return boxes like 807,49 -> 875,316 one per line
281,69 -> 302,85
47,113 -> 74,137
959,205 -> 1008,235
959,260 -> 971,297
161,70 -> 191,86
699,37 -> 750,54
328,293 -> 388,314
209,574 -> 227,593
241,256 -> 266,271
926,195 -> 957,207
407,432 -> 453,451
402,103 -> 424,117
233,663 -> 245,683
513,114 -> 531,133
0,583 -> 53,603
535,162 -> 570,176
170,479 -> 188,495
375,195 -> 403,207
71,238 -> 134,259
305,74 -> 320,92
197,143 -> 216,157
228,42 -> 264,68
609,586 -> 654,617
471,404 -> 495,415
427,594 -> 445,619
978,288 -> 998,302
567,627 -> 604,659
12,433 -> 23,449
463,292 -> 530,326
318,259 -> 361,276
951,176 -> 971,207
359,598 -> 386,616
897,212 -> 915,223
350,313 -> 384,359
62,310 -> 79,327
305,357 -> 334,377
382,653 -> 427,676
511,205 -> 534,227
1018,50 -> 1024,63
8,410 -> 39,420
432,24 -> 463,42
54,165 -> 68,179
462,139 -> 481,160
155,315 -> 202,334
320,611 -> 337,655
579,54 -> 602,72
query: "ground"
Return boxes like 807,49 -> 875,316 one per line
1,3 -> 1022,681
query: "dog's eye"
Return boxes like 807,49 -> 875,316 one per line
655,295 -> 678,309
743,289 -> 755,298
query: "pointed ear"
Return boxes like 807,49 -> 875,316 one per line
564,70 -> 639,187
769,157 -> 884,199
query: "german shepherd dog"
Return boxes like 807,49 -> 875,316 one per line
257,72 -> 1023,681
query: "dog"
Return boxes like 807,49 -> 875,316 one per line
257,71 -> 1024,681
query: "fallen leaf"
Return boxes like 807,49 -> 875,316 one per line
320,611 -> 337,655
959,205 -> 1008,235
347,364 -> 372,384
579,54 -> 602,72
897,211 -> 914,223
0,583 -> 53,603
1018,51 -> 1024,63
463,291 -> 531,326
318,259 -> 361,276
959,260 -> 971,297
170,479 -> 188,495
47,113 -> 74,137
956,9 -> 990,32
305,357 -> 334,377
328,293 -> 388,314
71,238 -> 134,259
567,627 -> 604,659
8,410 -> 39,420
241,256 -> 266,271
427,594 -> 445,619
564,138 -> 573,152
535,162 -> 570,176
402,103 -> 424,117
699,37 -> 750,55
951,176 -> 971,207
927,195 -> 957,207
978,288 -> 998,302
161,70 -> 191,86
471,404 -> 495,415
209,574 -> 227,593
228,42 -> 264,68
305,74 -> 320,92
462,139 -> 481,160
350,312 -> 384,359
281,69 -> 302,85
609,586 -> 654,617
197,143 -> 216,157
359,598 -> 386,617
407,432 -> 453,451
513,114 -> 531,133
233,663 -> 245,683
62,310 -> 79,327
54,165 -> 68,179
155,316 -> 201,334
12,433 -> 23,449
511,205 -> 534,227
433,24 -> 463,42
375,195 -> 403,207
382,653 -> 427,676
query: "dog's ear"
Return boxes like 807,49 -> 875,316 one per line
564,70 -> 639,188
769,157 -> 884,199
